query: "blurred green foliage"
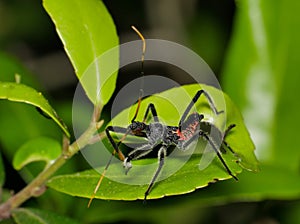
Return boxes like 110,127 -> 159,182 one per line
222,0 -> 300,200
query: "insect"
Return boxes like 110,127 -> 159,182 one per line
88,26 -> 238,207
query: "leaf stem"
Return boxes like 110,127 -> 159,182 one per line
0,105 -> 106,219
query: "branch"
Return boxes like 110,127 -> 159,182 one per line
0,106 -> 106,219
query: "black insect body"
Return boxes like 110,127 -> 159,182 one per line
105,89 -> 238,201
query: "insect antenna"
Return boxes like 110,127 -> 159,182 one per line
87,133 -> 128,208
87,150 -> 116,208
88,26 -> 146,207
130,25 -> 146,122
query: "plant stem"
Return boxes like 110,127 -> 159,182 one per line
0,154 -> 66,215
0,106 -> 106,219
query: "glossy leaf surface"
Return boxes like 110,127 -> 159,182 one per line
13,137 -> 61,170
0,82 -> 70,137
43,0 -> 119,105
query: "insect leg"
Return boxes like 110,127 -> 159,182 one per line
178,129 -> 238,181
144,145 -> 167,202
178,131 -> 203,150
123,143 -> 154,174
106,126 -> 130,161
221,124 -> 236,154
143,103 -> 159,123
179,90 -> 224,131
224,124 -> 236,136
198,130 -> 238,181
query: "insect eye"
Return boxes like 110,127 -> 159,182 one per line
129,123 -> 136,130
198,114 -> 204,120
130,122 -> 137,130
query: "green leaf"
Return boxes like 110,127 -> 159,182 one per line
12,137 -> 61,170
0,82 -> 70,137
43,0 -> 119,105
47,84 -> 257,200
48,154 -> 242,201
0,152 -> 5,187
12,208 -> 79,224
222,0 -> 300,171
47,164 -> 299,223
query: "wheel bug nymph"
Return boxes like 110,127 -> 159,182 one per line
88,26 -> 238,207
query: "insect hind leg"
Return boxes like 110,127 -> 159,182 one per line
222,124 -> 236,154
198,130 -> 238,181
179,89 -> 224,131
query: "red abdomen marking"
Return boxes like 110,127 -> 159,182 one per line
176,120 -> 199,140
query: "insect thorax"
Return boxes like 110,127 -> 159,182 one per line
147,122 -> 166,144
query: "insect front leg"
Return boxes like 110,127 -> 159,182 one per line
123,143 -> 155,174
106,126 -> 129,161
142,103 -> 159,123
